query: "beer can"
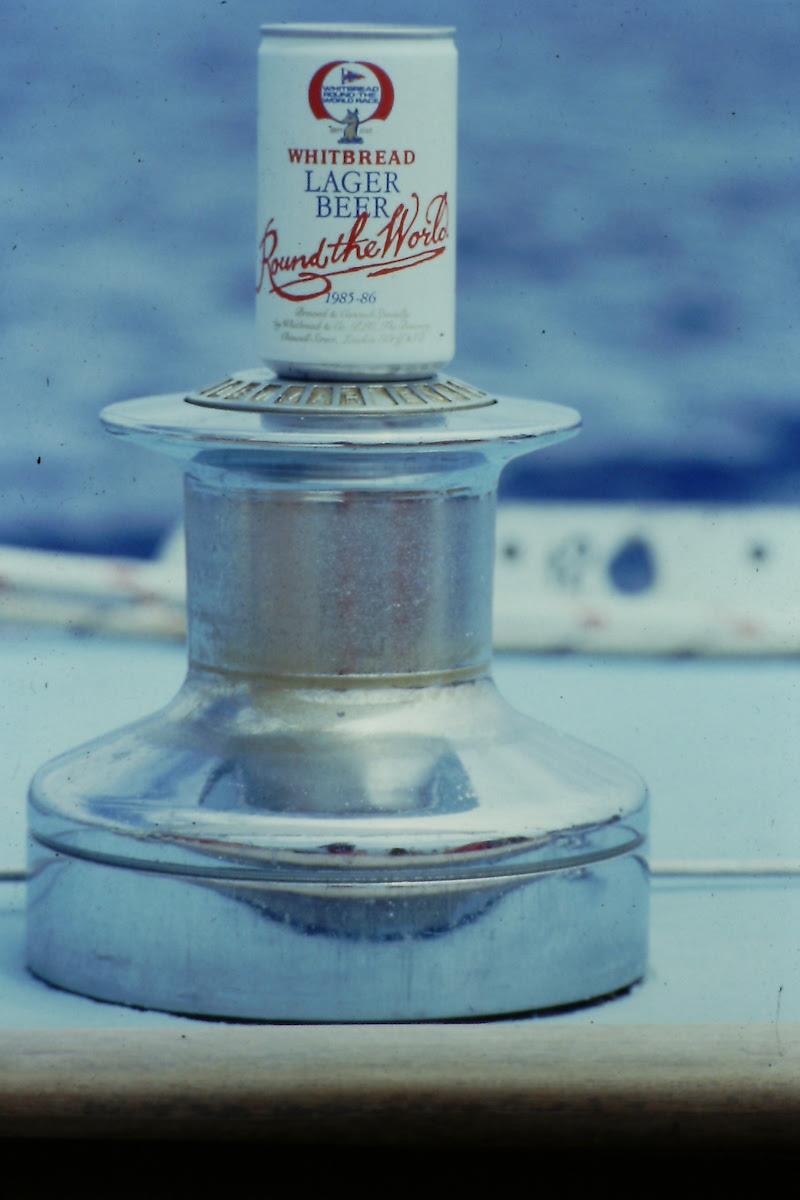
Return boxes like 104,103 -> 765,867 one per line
256,24 -> 457,380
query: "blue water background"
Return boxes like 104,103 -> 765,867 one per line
2,1 -> 799,554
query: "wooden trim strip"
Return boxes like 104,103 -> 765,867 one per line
1,1023 -> 798,1147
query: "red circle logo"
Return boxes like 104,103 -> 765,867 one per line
308,61 -> 395,143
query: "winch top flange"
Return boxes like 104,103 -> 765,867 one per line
100,369 -> 581,459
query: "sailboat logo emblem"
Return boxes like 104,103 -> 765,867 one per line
308,60 -> 395,144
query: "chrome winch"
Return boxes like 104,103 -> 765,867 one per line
26,20 -> 648,1020
26,367 -> 649,1020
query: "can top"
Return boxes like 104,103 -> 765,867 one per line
260,23 -> 455,40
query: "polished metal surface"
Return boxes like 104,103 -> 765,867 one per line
101,382 -> 580,455
27,380 -> 649,1020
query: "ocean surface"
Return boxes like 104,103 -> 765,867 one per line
3,1 -> 799,554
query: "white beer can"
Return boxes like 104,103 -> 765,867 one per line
256,24 -> 457,380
